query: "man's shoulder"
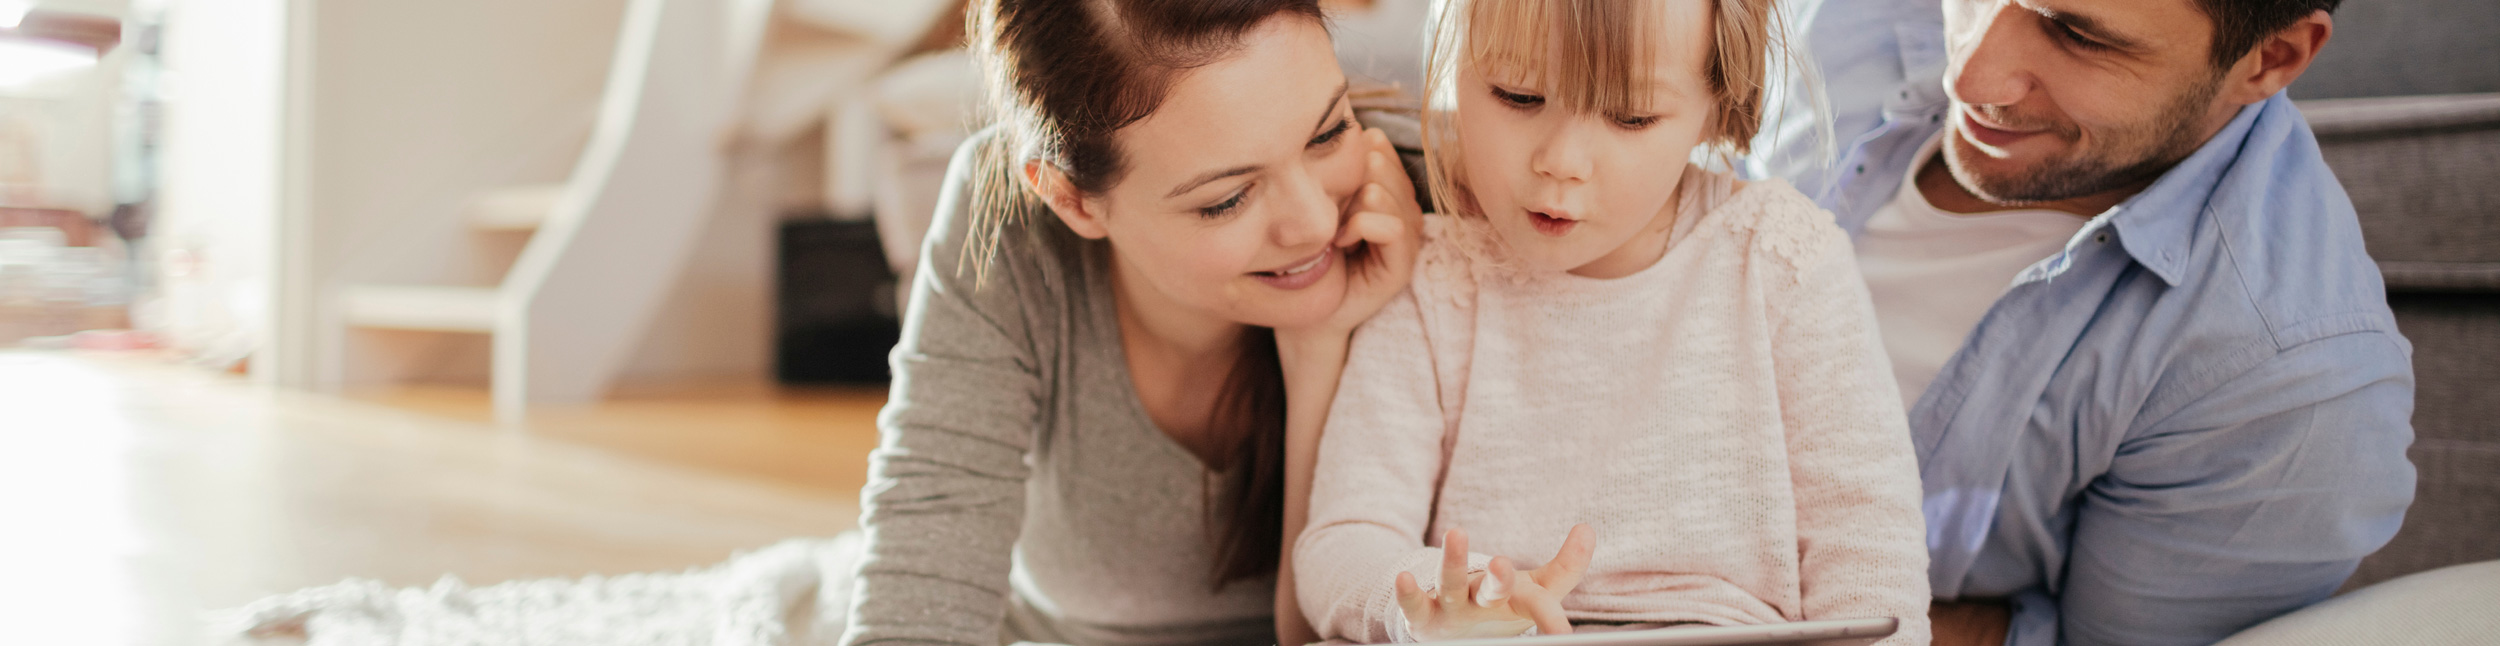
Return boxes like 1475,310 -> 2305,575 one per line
2191,100 -> 2404,353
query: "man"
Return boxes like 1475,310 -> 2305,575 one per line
1754,0 -> 2419,645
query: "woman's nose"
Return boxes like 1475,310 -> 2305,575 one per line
1273,169 -> 1340,248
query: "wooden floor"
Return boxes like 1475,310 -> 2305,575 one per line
0,350 -> 884,645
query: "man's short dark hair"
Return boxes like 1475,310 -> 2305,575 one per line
2193,0 -> 2340,68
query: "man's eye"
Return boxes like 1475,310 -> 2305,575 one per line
1491,86 -> 1544,108
2053,20 -> 2108,51
1611,113 -> 1661,130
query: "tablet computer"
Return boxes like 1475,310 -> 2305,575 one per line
1423,617 -> 1897,646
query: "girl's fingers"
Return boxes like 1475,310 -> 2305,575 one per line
1396,571 -> 1429,619
1439,529 -> 1472,607
1533,524 -> 1598,593
1526,596 -> 1575,636
1476,557 -> 1517,608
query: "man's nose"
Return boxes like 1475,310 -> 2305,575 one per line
1947,1 -> 2039,109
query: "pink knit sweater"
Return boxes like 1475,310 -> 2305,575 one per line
1295,177 -> 1931,645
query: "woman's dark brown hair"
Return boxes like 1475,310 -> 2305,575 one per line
965,0 -> 1324,589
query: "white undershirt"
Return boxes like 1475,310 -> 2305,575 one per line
1856,133 -> 2088,411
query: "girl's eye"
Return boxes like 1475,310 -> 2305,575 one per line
1198,187 -> 1250,218
1490,86 -> 1544,109
1611,113 -> 1662,130
1309,117 -> 1352,148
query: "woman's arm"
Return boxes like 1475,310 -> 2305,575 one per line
1764,208 -> 1933,646
842,140 -> 1048,646
1273,127 -> 1422,646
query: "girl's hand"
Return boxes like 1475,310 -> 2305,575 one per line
1396,526 -> 1596,641
1314,125 -> 1425,338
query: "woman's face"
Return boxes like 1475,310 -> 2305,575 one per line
1060,16 -> 1368,330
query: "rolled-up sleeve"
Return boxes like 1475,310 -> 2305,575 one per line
2039,329 -> 2415,646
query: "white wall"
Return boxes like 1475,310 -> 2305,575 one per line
153,0 -> 283,367
297,0 -> 780,389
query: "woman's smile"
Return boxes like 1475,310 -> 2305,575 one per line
1251,247 -> 1337,290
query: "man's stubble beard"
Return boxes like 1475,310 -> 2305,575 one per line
1943,75 -> 2223,207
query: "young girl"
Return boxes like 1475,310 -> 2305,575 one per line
1289,0 -> 1930,643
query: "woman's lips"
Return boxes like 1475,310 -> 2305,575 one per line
1961,111 -> 2042,148
1251,247 -> 1335,290
1529,210 -> 1578,236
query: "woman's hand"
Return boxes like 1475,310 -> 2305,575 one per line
1311,125 -> 1425,340
1396,526 -> 1596,641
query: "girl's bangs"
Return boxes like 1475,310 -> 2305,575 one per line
1462,0 -> 1660,116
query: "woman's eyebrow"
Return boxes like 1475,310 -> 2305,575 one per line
1166,81 -> 1353,200
1310,80 -> 1350,133
1167,164 -> 1262,199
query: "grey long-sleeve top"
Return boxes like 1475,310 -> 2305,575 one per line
839,138 -> 1276,646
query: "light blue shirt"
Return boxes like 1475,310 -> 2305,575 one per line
1755,2 -> 2420,645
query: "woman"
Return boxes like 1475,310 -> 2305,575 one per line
845,0 -> 1423,644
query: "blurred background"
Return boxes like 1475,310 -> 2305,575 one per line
0,0 -> 2488,643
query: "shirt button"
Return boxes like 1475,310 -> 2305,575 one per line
1856,165 -> 1867,174
2096,232 -> 2111,244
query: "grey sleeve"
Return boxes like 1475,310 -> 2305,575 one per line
843,138 -> 1049,646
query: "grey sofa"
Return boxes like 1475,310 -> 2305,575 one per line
2303,93 -> 2500,590
2284,0 -> 2500,591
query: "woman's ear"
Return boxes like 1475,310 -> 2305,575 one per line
1022,159 -> 1111,240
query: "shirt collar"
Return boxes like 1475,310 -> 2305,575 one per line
2093,96 -> 2274,286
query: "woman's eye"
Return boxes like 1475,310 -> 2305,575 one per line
1490,86 -> 1544,108
1197,187 -> 1250,218
1611,113 -> 1662,130
1309,118 -> 1352,148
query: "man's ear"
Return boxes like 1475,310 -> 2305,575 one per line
1022,159 -> 1110,240
2218,9 -> 2333,105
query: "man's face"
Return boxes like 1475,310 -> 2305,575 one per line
1939,0 -> 2235,207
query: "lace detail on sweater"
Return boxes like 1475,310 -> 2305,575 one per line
1710,179 -> 1840,287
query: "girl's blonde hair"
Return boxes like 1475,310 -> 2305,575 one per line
1418,0 -> 1813,218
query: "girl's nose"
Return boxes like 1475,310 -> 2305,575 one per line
1531,121 -> 1595,184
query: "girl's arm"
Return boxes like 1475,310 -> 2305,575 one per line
1764,209 -> 1934,646
843,141 -> 1045,646
1293,286 -> 1486,643
1274,127 -> 1422,646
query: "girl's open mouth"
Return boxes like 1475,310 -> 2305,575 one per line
1530,210 -> 1578,236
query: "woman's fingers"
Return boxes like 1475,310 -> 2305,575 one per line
1532,524 -> 1597,594
1438,529 -> 1472,608
1361,133 -> 1418,210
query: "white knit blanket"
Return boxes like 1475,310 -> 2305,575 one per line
216,534 -> 861,646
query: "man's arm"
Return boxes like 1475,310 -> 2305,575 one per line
2047,330 -> 2416,646
1929,600 -> 2010,646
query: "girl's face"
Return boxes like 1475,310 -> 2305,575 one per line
1055,16 -> 1369,330
1452,0 -> 1716,278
